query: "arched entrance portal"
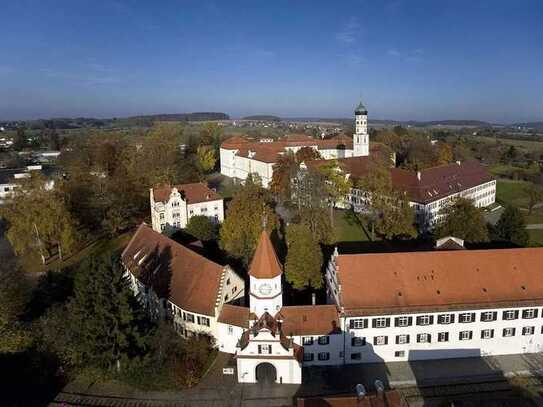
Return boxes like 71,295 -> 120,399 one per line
255,362 -> 276,383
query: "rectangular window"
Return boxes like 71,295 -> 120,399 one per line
481,329 -> 494,339
318,352 -> 330,361
184,313 -> 195,323
318,336 -> 330,345
417,333 -> 431,343
351,337 -> 366,347
459,331 -> 473,341
437,314 -> 455,324
459,313 -> 475,323
258,344 -> 272,355
438,332 -> 449,342
522,326 -> 535,336
394,351 -> 405,358
503,327 -> 516,337
396,334 -> 410,345
522,309 -> 538,319
349,318 -> 368,329
503,310 -> 519,321
351,353 -> 362,360
416,315 -> 434,326
480,311 -> 497,322
302,337 -> 314,346
374,336 -> 388,346
372,317 -> 390,329
394,316 -> 412,327
303,352 -> 314,362
227,325 -> 233,335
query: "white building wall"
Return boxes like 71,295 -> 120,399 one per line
217,322 -> 245,354
237,357 -> 302,384
291,333 -> 344,366
341,306 -> 543,364
249,275 -> 283,317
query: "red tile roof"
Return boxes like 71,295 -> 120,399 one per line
249,231 -> 283,279
221,134 -> 356,164
152,182 -> 222,204
279,305 -> 341,336
121,223 -> 224,316
335,247 -> 543,316
217,304 -> 250,327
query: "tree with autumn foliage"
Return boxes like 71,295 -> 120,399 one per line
357,157 -> 417,239
285,223 -> 323,290
270,151 -> 297,202
196,145 -> 217,174
436,198 -> 489,242
317,160 -> 352,226
219,177 -> 278,265
295,146 -> 322,163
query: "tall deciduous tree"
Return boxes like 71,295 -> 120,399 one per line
196,145 -> 217,174
295,146 -> 322,163
495,205 -> 529,247
318,160 -> 352,226
270,151 -> 297,202
436,198 -> 489,242
525,184 -> 543,215
2,174 -> 79,262
358,158 -> 417,239
219,177 -> 278,265
285,223 -> 323,290
186,215 -> 218,242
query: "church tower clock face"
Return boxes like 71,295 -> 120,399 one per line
258,283 -> 272,296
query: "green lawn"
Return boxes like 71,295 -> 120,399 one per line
529,229 -> 543,247
333,209 -> 371,242
496,179 -> 532,208
524,208 -> 543,225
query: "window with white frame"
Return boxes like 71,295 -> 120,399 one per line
459,313 -> 475,323
258,344 -> 272,355
373,317 -> 390,329
303,352 -> 314,361
318,336 -> 330,345
417,333 -> 431,343
416,315 -> 433,326
396,334 -> 409,345
394,351 -> 405,358
503,327 -> 516,337
395,316 -> 412,327
351,337 -> 366,347
302,337 -> 314,346
349,318 -> 368,329
503,310 -> 518,320
437,314 -> 454,324
374,336 -> 388,346
480,311 -> 497,322
481,329 -> 494,339
227,325 -> 233,335
438,332 -> 449,342
522,309 -> 538,319
318,352 -> 330,361
522,326 -> 535,336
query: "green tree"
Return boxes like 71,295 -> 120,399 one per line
185,215 -> 218,241
219,178 -> 278,265
298,207 -> 335,244
436,198 -> 489,242
318,160 -> 352,226
1,174 -> 79,262
495,205 -> 529,247
41,255 -> 151,370
285,223 -> 323,290
196,145 -> 217,174
12,127 -> 27,151
358,158 -> 417,239
199,122 -> 223,154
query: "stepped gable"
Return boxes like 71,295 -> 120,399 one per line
248,231 -> 283,279
335,247 -> 543,316
121,223 -> 224,316
153,182 -> 221,204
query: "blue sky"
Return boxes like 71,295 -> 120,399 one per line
0,0 -> 542,122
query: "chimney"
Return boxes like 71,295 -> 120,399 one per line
311,293 -> 316,305
417,171 -> 421,181
456,160 -> 461,166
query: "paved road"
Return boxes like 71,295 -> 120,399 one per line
50,352 -> 543,406
527,224 -> 543,230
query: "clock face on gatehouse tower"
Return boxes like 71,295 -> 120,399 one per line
258,283 -> 272,296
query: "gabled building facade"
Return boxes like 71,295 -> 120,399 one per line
150,182 -> 224,233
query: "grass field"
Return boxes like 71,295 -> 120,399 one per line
529,229 -> 543,247
475,135 -> 543,151
496,179 -> 532,208
333,209 -> 371,242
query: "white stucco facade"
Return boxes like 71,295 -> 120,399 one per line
150,185 -> 224,234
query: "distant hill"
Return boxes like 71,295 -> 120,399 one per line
241,115 -> 281,121
128,112 -> 229,122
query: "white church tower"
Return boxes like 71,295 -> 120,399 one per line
353,101 -> 369,157
249,231 -> 283,317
